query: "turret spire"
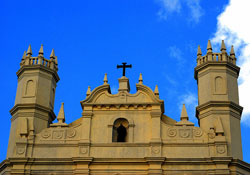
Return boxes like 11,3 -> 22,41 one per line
139,73 -> 143,84
197,45 -> 202,56
86,86 -> 91,96
27,44 -> 32,56
22,51 -> 26,61
103,73 -> 108,84
220,40 -> 226,51
39,44 -> 44,56
57,102 -> 65,124
50,49 -> 55,59
230,45 -> 235,56
206,40 -> 212,53
154,85 -> 159,97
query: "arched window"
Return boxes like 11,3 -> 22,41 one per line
112,118 -> 129,142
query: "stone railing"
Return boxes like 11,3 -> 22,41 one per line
20,56 -> 58,71
197,53 -> 236,66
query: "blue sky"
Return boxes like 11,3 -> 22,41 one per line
1,0 -> 250,162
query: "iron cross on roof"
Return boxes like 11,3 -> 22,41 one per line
117,62 -> 132,76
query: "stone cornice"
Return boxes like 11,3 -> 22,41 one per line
196,101 -> 243,115
16,65 -> 60,83
194,61 -> 240,80
229,159 -> 250,172
10,103 -> 56,121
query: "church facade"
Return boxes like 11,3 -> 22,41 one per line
0,41 -> 250,175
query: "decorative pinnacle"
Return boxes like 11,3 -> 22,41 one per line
86,86 -> 91,96
230,45 -> 235,56
154,85 -> 159,97
220,40 -> 226,51
207,40 -> 212,52
197,45 -> 202,56
55,56 -> 58,65
27,45 -> 32,56
103,73 -> 108,84
57,102 -> 65,124
139,73 -> 143,84
22,51 -> 26,60
180,104 -> 189,121
50,49 -> 55,59
39,44 -> 44,56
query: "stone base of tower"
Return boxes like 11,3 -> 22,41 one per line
1,157 -> 250,175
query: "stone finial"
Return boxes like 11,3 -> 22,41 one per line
220,40 -> 226,51
197,45 -> 202,56
154,85 -> 159,97
103,73 -> 108,84
22,51 -> 26,60
230,45 -> 235,56
27,44 -> 32,56
139,73 -> 143,84
180,104 -> 189,121
86,86 -> 91,96
215,117 -> 224,136
50,49 -> 55,59
57,102 -> 65,124
207,40 -> 212,53
39,44 -> 44,56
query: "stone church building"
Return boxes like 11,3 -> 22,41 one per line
0,40 -> 250,174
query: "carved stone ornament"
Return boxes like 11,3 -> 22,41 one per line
79,147 -> 88,154
216,145 -> 226,154
66,128 -> 76,138
53,130 -> 64,139
208,128 -> 216,139
167,128 -> 177,137
193,128 -> 203,137
41,130 -> 51,139
179,129 -> 191,138
16,146 -> 25,155
152,147 -> 160,154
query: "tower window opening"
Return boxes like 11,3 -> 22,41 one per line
117,124 -> 127,142
112,118 -> 129,142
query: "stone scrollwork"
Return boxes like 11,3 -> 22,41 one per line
193,128 -> 203,137
66,128 -> 76,138
167,128 -> 177,137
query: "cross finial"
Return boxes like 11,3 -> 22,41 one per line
117,62 -> 132,77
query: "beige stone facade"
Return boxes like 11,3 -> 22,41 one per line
0,41 -> 250,175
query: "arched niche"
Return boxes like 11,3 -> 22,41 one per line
24,79 -> 36,97
214,76 -> 226,94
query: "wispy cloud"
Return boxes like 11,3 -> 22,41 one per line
156,0 -> 204,23
168,45 -> 184,66
211,0 -> 250,125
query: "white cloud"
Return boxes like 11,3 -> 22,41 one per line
211,0 -> 250,124
157,0 -> 203,23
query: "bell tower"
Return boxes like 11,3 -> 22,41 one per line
7,45 -> 60,158
195,40 -> 243,159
